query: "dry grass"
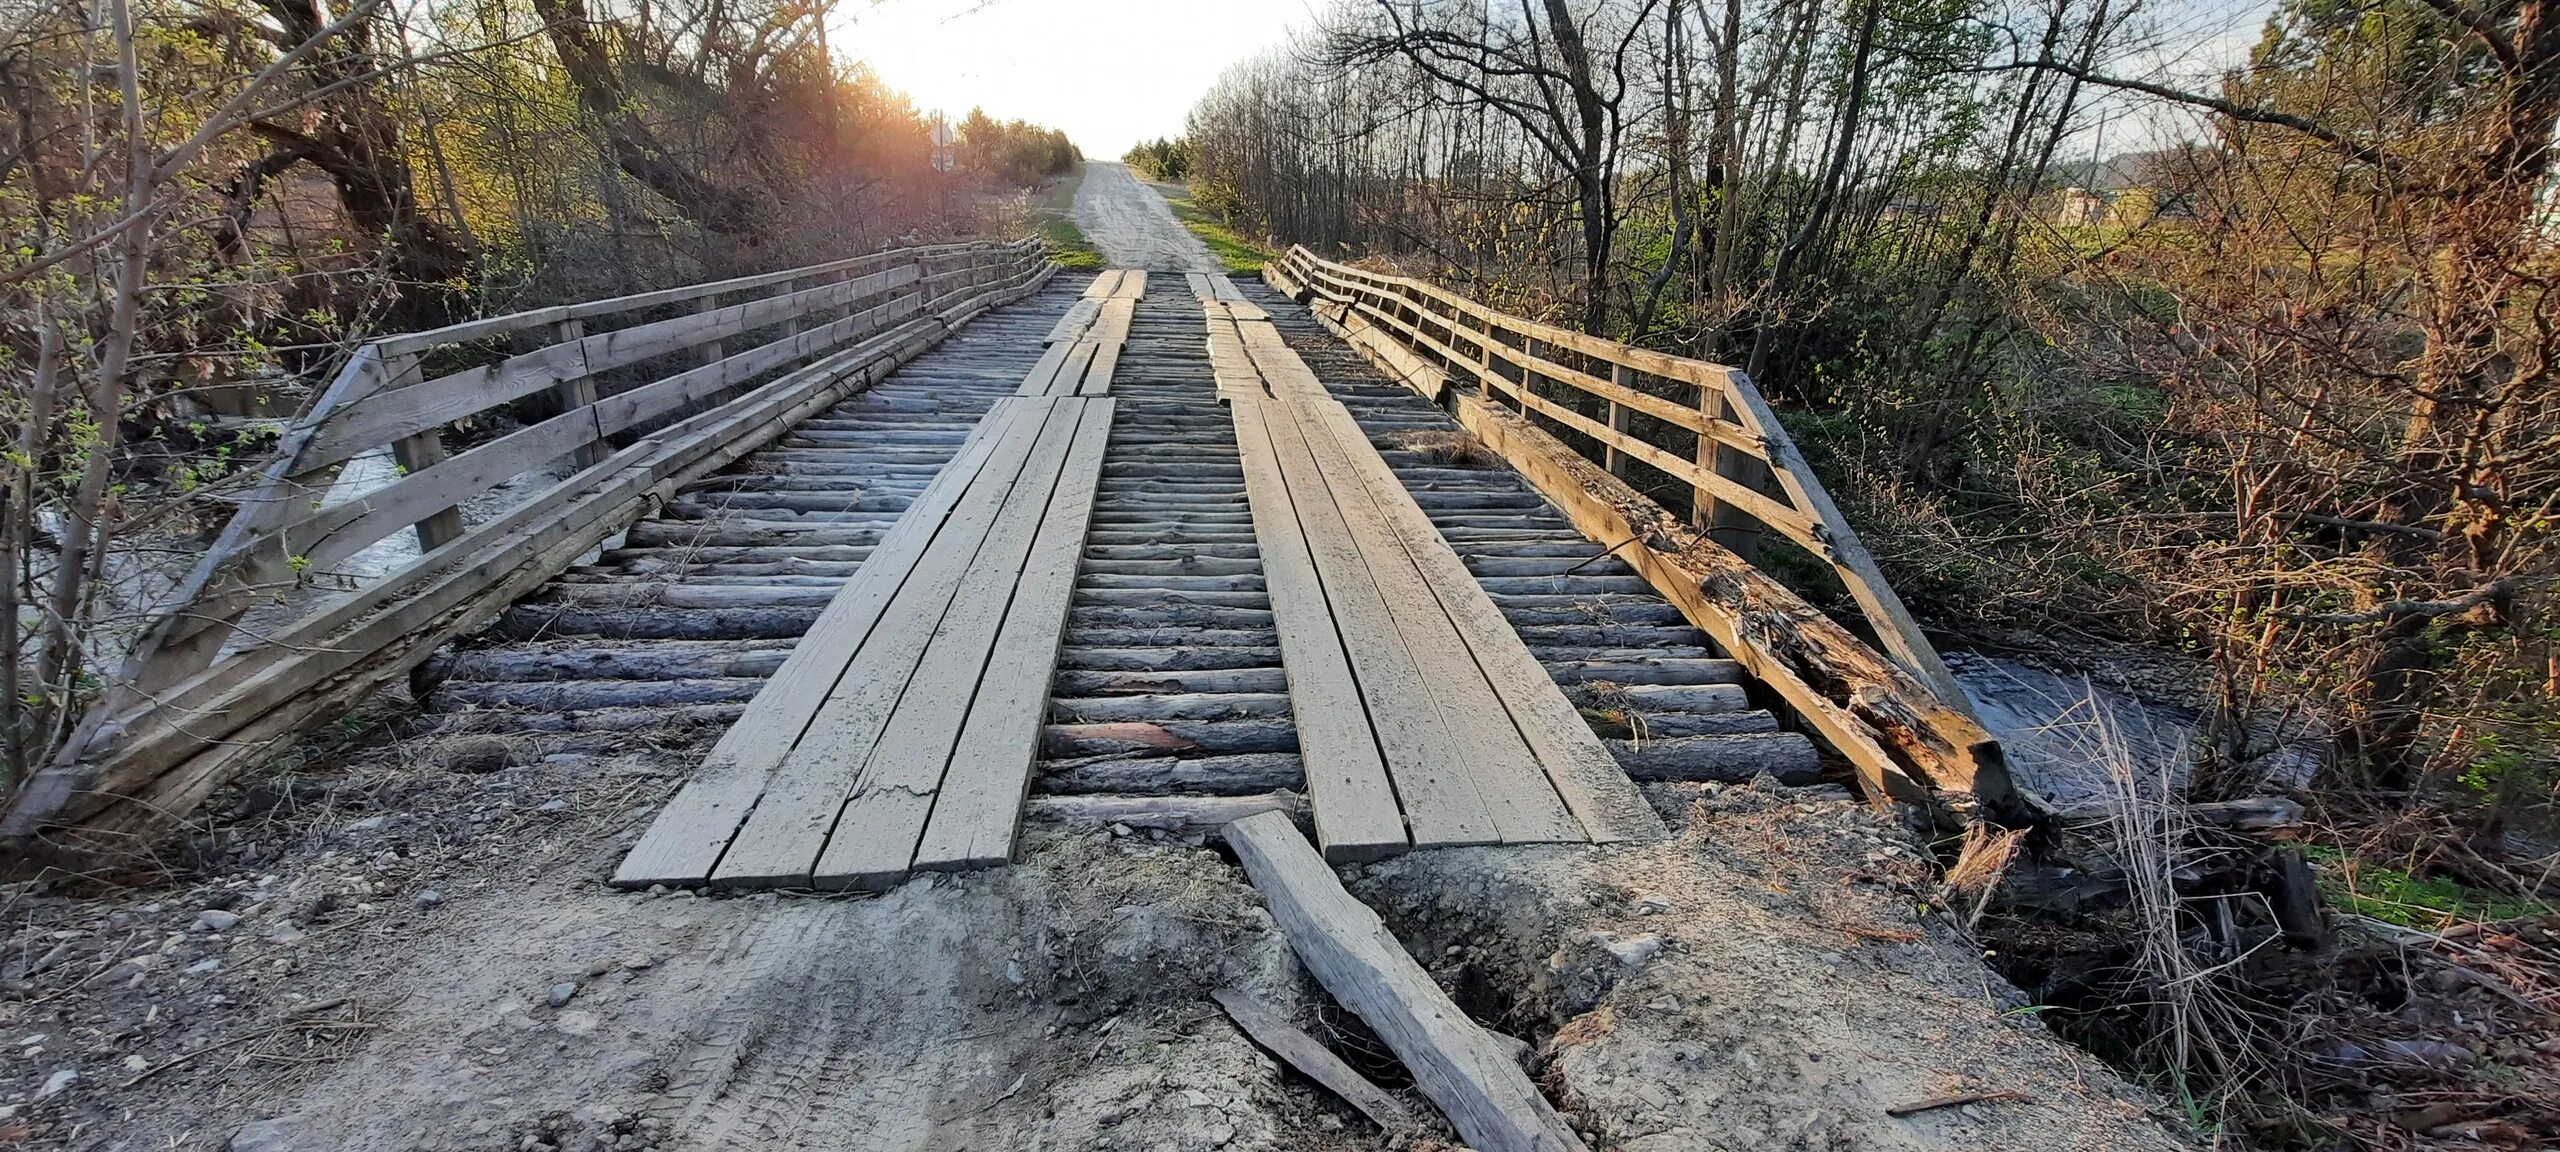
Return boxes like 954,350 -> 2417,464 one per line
1395,429 -> 1501,469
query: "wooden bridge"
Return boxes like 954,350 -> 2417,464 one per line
3,240 -> 2024,876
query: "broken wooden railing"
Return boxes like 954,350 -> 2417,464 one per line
1265,246 -> 2029,823
5,239 -> 1053,854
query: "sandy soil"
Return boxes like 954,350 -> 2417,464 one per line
1072,162 -> 1224,274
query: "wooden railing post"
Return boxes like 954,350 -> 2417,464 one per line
385,352 -> 465,550
551,319 -> 602,468
1605,364 -> 1633,479
1695,381 -> 1763,562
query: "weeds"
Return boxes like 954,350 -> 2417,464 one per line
1147,182 -> 1270,275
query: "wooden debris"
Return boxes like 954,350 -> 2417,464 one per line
1886,1089 -> 2030,1117
1210,988 -> 1416,1133
1223,811 -> 1587,1152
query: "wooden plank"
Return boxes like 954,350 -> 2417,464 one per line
1185,272 -> 1218,303
1045,298 -> 1102,343
1114,269 -> 1147,299
908,398 -> 1115,874
1078,340 -> 1121,396
307,267 -> 924,468
386,349 -> 466,552
369,241 -> 1007,357
612,400 -> 1041,887
1252,388 -> 1498,847
709,398 -> 1081,887
1224,812 -> 1587,1152
1017,340 -> 1077,396
1019,342 -> 1094,398
551,319 -> 603,469
1228,397 -> 1406,861
1211,988 -> 1415,1134
1268,390 -> 1579,845
1286,382 -> 1660,843
808,399 -> 1101,889
1084,269 -> 1125,299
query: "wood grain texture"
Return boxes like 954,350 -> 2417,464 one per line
909,398 -> 1115,874
1211,988 -> 1415,1133
1225,811 -> 1586,1152
1228,395 -> 1407,861
711,398 -> 1078,887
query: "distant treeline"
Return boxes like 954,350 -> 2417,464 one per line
959,109 -> 1081,185
1124,137 -> 1192,183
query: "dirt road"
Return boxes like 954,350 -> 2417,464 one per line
1072,161 -> 1224,273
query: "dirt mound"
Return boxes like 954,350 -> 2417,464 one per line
1,706 -> 2193,1151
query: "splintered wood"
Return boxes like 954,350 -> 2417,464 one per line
1021,268 -> 1145,396
616,389 -> 1113,890
1192,277 -> 1662,861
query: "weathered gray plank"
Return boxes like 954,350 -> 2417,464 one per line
908,398 -> 1115,874
612,399 -> 1040,887
1228,395 -> 1406,861
1253,383 -> 1498,847
1270,343 -> 1658,843
1045,298 -> 1102,343
709,398 -> 1080,887
806,398 -> 1097,889
1225,812 -> 1586,1152
1271,388 -> 1578,845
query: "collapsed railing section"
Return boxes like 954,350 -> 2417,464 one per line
7,239 -> 1054,853
1266,246 -> 2028,822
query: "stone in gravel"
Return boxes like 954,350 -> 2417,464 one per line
548,982 -> 578,1008
229,1118 -> 292,1152
187,958 -> 222,976
623,955 -> 654,971
194,909 -> 240,932
412,889 -> 444,910
1603,932 -> 1664,967
1633,893 -> 1673,915
262,920 -> 305,944
536,798 -> 568,814
37,1069 -> 75,1098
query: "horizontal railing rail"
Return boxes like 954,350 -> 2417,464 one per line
1266,246 -> 2026,821
8,239 -> 1054,852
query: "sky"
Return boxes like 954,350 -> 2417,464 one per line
834,0 -> 1321,159
830,0 -> 2277,164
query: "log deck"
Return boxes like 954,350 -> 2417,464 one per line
9,249 -> 2016,867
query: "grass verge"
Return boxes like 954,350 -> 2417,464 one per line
1030,164 -> 1102,272
1148,181 -> 1271,276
